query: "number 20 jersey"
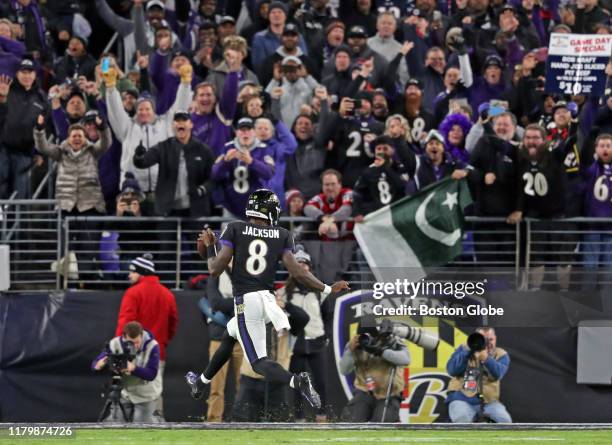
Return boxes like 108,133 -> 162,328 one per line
220,221 -> 295,295
330,117 -> 384,188
515,148 -> 567,218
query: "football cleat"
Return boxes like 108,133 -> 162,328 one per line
296,372 -> 321,409
185,371 -> 206,400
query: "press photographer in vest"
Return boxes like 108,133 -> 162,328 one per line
446,327 -> 512,423
338,317 -> 410,422
92,321 -> 161,422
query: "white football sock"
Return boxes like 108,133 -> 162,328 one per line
200,374 -> 211,384
289,375 -> 296,388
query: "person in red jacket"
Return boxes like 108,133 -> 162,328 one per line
115,253 -> 178,420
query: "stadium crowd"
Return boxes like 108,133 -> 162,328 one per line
0,0 -> 610,220
1,0 -> 610,291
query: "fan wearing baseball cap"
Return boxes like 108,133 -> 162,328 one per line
344,25 -> 390,90
0,57 -> 50,199
265,54 -> 321,127
132,110 -> 215,218
96,0 -> 171,69
211,117 -> 276,217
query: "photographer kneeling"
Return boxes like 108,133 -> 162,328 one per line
446,327 -> 511,423
92,321 -> 161,422
339,318 -> 410,422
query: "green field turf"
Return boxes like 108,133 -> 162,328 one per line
2,429 -> 612,445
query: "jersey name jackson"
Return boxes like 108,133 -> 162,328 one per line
240,226 -> 280,238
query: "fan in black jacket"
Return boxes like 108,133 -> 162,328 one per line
0,59 -> 50,199
133,112 -> 215,217
469,129 -> 518,217
468,129 -> 518,263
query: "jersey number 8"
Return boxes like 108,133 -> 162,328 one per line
233,166 -> 249,194
245,239 -> 268,276
378,179 -> 392,204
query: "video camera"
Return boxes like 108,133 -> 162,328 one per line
357,319 -> 440,354
106,341 -> 136,374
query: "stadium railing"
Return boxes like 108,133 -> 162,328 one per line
0,199 -> 61,290
525,217 -> 612,289
1,200 -> 610,292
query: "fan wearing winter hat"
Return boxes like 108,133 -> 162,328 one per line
54,34 -> 97,81
116,172 -> 145,218
285,189 -> 305,217
129,253 -> 156,278
283,188 -> 314,241
409,130 -> 470,192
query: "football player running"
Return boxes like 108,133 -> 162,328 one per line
186,189 -> 350,409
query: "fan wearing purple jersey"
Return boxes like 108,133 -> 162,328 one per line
211,117 -> 275,218
582,134 -> 612,289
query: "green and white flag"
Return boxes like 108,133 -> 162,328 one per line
354,178 -> 473,281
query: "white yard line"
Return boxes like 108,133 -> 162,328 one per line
297,437 -> 565,443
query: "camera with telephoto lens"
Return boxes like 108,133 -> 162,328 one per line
467,332 -> 488,353
378,319 -> 440,350
106,341 -> 136,374
358,319 -> 440,354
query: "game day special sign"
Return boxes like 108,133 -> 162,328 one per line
546,33 -> 612,96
